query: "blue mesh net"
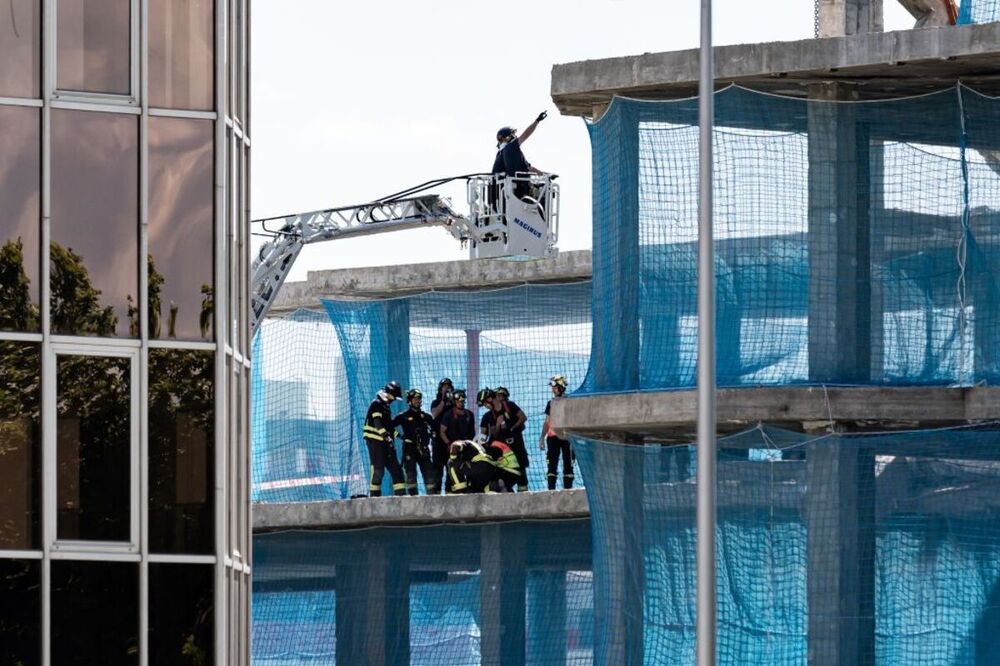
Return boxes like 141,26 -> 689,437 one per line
959,0 -> 1000,23
252,522 -> 594,665
252,282 -> 592,501
572,424 -> 1000,665
583,85 -> 1000,394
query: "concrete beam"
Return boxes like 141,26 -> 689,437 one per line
253,488 -> 590,531
818,0 -> 883,37
551,23 -> 1000,115
551,386 -> 1000,441
269,250 -> 592,315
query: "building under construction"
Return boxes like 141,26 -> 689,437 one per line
251,2 -> 1000,664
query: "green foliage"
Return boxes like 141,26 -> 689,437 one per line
49,242 -> 118,336
0,239 -> 38,331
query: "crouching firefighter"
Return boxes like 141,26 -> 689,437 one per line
393,388 -> 438,494
445,440 -> 497,494
363,381 -> 406,497
486,440 -> 522,492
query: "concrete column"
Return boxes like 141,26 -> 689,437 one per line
480,524 -> 527,666
527,571 -> 568,663
335,540 -> 410,666
818,0 -> 883,37
593,435 -> 644,665
805,439 -> 875,666
808,83 -> 876,383
466,329 -> 480,419
592,102 -> 640,391
385,300 -> 410,389
384,300 -> 410,496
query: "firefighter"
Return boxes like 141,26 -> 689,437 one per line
362,381 -> 406,497
492,386 -> 529,491
439,389 -> 476,445
393,388 -> 438,495
476,388 -> 497,441
428,378 -> 456,494
539,374 -> 574,490
485,439 -> 522,492
445,440 -> 497,494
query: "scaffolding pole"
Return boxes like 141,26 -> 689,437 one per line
697,0 -> 717,664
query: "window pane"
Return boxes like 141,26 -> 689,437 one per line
0,342 -> 40,549
0,559 -> 40,665
0,0 -> 40,98
0,106 -> 40,332
52,560 -> 138,665
149,349 -> 214,554
149,0 -> 213,110
56,354 -> 131,541
51,109 -> 138,338
149,117 -> 214,341
149,563 -> 214,665
57,0 -> 130,94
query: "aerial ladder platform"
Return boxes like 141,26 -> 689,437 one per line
251,173 -> 560,334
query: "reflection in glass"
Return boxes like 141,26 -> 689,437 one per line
0,106 -> 40,332
0,0 -> 40,98
52,560 -> 138,665
149,117 -> 214,341
149,349 -> 214,553
149,563 -> 214,665
0,559 -> 40,665
0,343 -> 40,550
56,354 -> 131,541
57,0 -> 130,94
149,0 -> 213,110
51,109 -> 138,338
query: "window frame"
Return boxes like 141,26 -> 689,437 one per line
45,341 -> 141,554
49,0 -> 141,106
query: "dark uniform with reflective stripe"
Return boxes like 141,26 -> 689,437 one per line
440,406 -> 476,445
392,407 -> 437,494
492,400 -> 529,491
446,440 -> 499,494
544,400 -> 574,490
486,441 -> 522,491
363,398 -> 405,496
429,396 -> 453,494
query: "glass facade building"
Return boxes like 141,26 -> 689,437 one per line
0,0 -> 251,663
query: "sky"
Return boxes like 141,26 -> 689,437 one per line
250,0 -> 916,282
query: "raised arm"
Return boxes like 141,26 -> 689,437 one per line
518,110 -> 547,145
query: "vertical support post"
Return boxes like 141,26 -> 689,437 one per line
526,571 -> 568,663
593,435 -> 645,665
384,300 -> 410,496
817,0 -> 883,37
480,524 -> 527,666
466,329 -> 480,419
805,439 -> 875,666
385,300 -> 410,389
697,1 -> 717,664
591,101 -> 640,391
808,83 -> 875,383
335,540 -> 410,666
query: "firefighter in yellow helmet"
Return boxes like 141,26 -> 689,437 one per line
539,375 -> 574,490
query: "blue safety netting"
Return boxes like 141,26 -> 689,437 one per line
252,282 -> 592,501
959,0 -> 1000,23
582,85 -> 1000,394
573,424 -> 1000,665
252,520 -> 594,665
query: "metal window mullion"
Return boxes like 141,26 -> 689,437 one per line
40,0 -> 54,661
148,339 -> 217,351
0,96 -> 44,107
148,107 -> 217,120
0,331 -> 44,342
213,0 -> 229,663
138,0 -> 149,662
